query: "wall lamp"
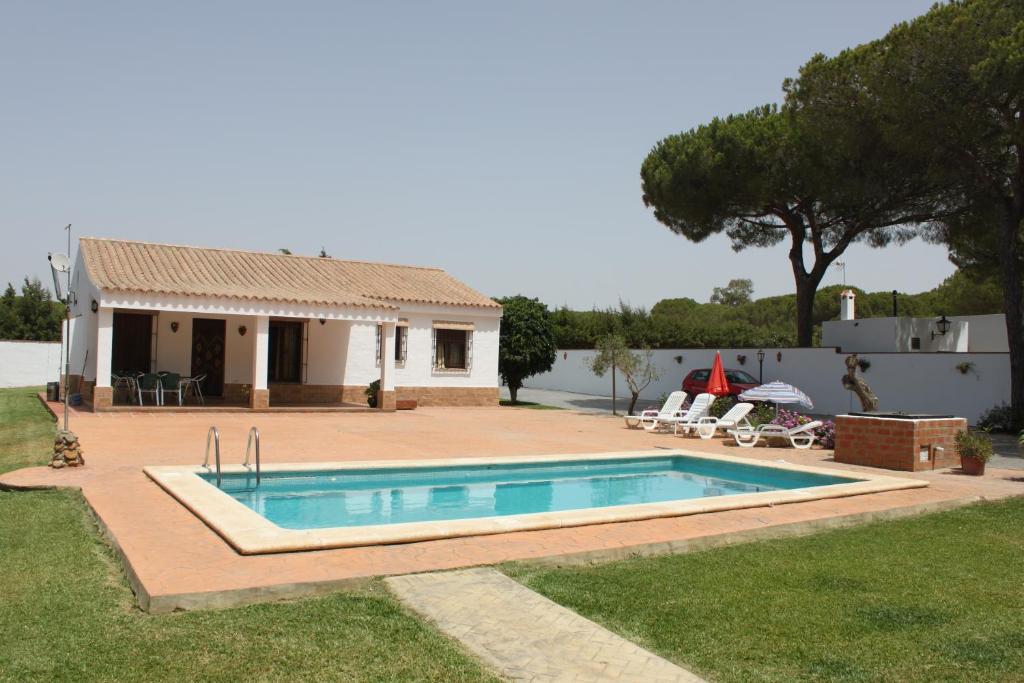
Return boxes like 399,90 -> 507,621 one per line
170,321 -> 179,333
932,314 -> 951,340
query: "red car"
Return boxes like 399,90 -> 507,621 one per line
682,368 -> 760,398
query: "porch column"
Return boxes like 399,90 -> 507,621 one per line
250,315 -> 270,409
378,321 -> 396,410
92,307 -> 114,410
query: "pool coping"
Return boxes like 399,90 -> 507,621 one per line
143,449 -> 927,555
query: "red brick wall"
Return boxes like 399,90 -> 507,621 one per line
834,416 -> 966,471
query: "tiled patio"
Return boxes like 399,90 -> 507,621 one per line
3,398 -> 1022,612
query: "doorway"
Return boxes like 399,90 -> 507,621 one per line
191,318 -> 226,397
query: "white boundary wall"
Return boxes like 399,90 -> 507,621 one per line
0,341 -> 62,388
527,347 -> 1010,424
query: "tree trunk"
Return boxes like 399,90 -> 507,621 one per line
999,210 -> 1024,427
628,392 -> 639,416
508,381 -> 520,404
793,275 -> 823,348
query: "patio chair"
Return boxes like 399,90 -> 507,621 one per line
182,374 -> 206,405
729,420 -> 823,449
136,373 -> 162,406
160,372 -> 183,406
111,372 -> 137,405
693,402 -> 755,440
671,393 -> 716,436
623,391 -> 687,431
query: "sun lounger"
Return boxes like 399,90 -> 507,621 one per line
729,420 -> 823,449
693,402 -> 754,440
623,391 -> 688,431
670,393 -> 716,435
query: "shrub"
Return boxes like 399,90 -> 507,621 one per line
748,403 -> 776,427
771,408 -> 836,449
955,429 -> 993,463
708,396 -> 736,419
978,403 -> 1018,432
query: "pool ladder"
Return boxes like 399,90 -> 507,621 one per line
202,426 -> 261,488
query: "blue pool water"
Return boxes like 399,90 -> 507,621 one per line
202,456 -> 854,530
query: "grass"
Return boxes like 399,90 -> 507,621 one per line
0,389 -> 496,682
499,399 -> 563,410
0,387 -> 52,474
511,498 -> 1024,682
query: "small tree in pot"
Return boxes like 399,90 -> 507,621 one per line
956,429 -> 993,476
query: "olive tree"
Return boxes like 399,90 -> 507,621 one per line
587,334 -> 659,415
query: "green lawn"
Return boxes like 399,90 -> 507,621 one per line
0,388 -> 496,682
511,499 -> 1024,682
0,387 -> 52,474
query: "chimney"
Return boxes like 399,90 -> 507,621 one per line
840,289 -> 856,321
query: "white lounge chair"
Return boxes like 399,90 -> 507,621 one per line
693,402 -> 754,440
730,420 -> 823,449
671,393 -> 716,435
624,391 -> 688,431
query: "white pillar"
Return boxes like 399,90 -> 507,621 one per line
379,321 -> 396,409
251,315 -> 270,408
95,307 -> 113,388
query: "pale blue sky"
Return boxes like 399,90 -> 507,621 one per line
1,1 -> 946,309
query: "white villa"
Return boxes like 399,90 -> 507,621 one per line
66,238 -> 502,410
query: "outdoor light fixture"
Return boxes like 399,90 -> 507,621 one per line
757,349 -> 766,384
776,351 -> 783,363
90,299 -> 98,313
238,325 -> 247,336
170,321 -> 179,333
319,317 -> 327,325
932,314 -> 951,340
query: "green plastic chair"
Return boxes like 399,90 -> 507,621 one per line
160,373 -> 182,406
137,373 -> 162,406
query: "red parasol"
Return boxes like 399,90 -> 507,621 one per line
706,351 -> 731,396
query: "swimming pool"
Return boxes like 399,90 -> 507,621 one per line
145,450 -> 926,554
207,456 -> 854,530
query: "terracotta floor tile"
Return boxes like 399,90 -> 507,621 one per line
3,398 -> 1022,611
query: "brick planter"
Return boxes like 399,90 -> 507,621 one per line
834,414 -> 967,472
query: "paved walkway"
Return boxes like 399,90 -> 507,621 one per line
500,386 -> 624,413
387,568 -> 704,683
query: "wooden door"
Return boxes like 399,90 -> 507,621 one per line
111,313 -> 153,374
190,318 -> 226,397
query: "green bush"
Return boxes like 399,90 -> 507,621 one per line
708,396 -> 736,418
978,403 -> 1018,433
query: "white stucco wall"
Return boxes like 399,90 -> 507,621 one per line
341,307 -> 501,388
952,314 -> 1009,352
0,341 -> 63,388
527,347 -> 1009,424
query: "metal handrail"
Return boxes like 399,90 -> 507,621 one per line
202,426 -> 221,487
243,426 -> 260,485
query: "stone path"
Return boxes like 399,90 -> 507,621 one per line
386,568 -> 705,683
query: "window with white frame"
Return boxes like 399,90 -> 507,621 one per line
375,322 -> 408,366
432,322 -> 473,371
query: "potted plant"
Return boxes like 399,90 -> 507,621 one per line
955,429 -> 993,476
365,379 -> 380,408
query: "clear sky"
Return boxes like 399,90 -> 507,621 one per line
0,0 -> 947,309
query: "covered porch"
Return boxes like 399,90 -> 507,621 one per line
86,296 -> 400,412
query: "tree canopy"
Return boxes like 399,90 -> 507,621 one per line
710,279 -> 754,307
0,278 -> 65,342
547,271 -> 1002,350
496,295 -> 557,404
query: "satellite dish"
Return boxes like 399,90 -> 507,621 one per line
48,252 -> 70,302
49,252 -> 71,273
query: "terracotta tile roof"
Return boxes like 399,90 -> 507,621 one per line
79,238 -> 501,310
